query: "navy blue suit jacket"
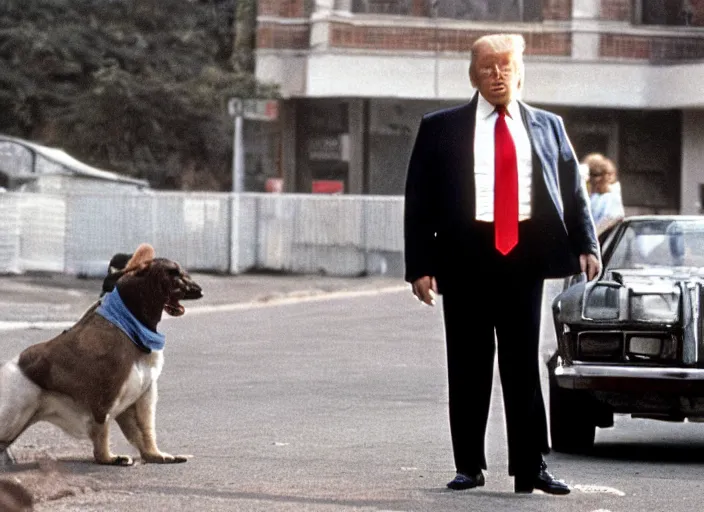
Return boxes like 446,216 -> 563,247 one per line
403,94 -> 599,288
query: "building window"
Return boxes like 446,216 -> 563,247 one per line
351,0 -> 417,15
435,0 -> 543,21
351,0 -> 543,20
640,0 -> 704,26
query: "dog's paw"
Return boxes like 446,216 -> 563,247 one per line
142,452 -> 189,464
113,455 -> 134,466
97,455 -> 134,466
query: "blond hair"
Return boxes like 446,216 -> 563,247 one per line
469,33 -> 526,88
583,153 -> 617,180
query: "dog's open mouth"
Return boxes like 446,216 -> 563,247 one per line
164,300 -> 185,317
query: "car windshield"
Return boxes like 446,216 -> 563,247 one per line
606,218 -> 704,271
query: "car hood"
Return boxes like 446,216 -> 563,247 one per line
552,269 -> 697,325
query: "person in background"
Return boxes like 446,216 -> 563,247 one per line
403,33 -> 600,496
583,153 -> 625,235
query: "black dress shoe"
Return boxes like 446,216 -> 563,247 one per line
447,472 -> 485,490
514,464 -> 570,495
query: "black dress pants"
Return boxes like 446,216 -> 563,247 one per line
439,221 -> 550,477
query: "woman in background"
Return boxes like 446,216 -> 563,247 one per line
583,153 -> 625,235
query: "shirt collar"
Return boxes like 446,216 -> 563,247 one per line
477,93 -> 519,120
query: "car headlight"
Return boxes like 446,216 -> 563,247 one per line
630,293 -> 679,323
627,334 -> 678,359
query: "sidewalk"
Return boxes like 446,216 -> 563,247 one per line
0,271 -> 408,325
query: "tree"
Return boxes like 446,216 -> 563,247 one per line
232,0 -> 256,73
0,0 -> 277,190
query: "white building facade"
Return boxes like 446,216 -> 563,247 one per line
255,0 -> 704,215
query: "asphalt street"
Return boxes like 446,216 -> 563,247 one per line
2,274 -> 704,511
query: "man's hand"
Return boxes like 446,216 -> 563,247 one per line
580,253 -> 601,281
412,276 -> 438,306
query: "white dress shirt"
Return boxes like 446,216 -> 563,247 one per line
473,93 -> 533,222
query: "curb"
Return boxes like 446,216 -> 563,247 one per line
0,285 -> 409,331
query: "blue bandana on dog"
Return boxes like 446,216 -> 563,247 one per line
96,289 -> 165,353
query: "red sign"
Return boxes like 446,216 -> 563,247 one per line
264,101 -> 279,120
312,180 -> 344,194
265,178 -> 283,193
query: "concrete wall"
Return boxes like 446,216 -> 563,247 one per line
260,50 -> 704,109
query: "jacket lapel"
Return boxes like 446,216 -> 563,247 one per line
518,101 -> 564,219
458,94 -> 478,219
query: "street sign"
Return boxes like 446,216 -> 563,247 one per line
228,98 -> 278,121
228,98 -> 243,117
243,99 -> 279,121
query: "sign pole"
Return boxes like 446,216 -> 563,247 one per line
233,114 -> 245,193
226,97 -> 279,273
228,98 -> 245,193
227,98 -> 244,275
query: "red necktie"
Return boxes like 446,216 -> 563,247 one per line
494,105 -> 518,255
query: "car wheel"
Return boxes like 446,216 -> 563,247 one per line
548,357 -> 596,454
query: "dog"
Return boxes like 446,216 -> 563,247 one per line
0,243 -> 203,466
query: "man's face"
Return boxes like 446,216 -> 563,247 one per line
470,47 -> 521,106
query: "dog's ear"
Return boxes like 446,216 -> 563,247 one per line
109,244 -> 155,284
126,243 -> 156,268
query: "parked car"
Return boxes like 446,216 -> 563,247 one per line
549,215 -> 704,453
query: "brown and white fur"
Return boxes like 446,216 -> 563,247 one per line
0,243 -> 202,466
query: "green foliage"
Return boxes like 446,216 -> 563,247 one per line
0,0 -> 277,189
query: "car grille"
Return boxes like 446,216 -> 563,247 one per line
577,332 -> 623,361
575,331 -> 677,363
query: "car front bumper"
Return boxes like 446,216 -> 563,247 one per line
555,364 -> 704,393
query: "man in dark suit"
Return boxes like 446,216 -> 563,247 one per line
404,33 -> 600,495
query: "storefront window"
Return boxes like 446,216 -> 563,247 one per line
619,110 -> 681,211
297,100 -> 350,193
